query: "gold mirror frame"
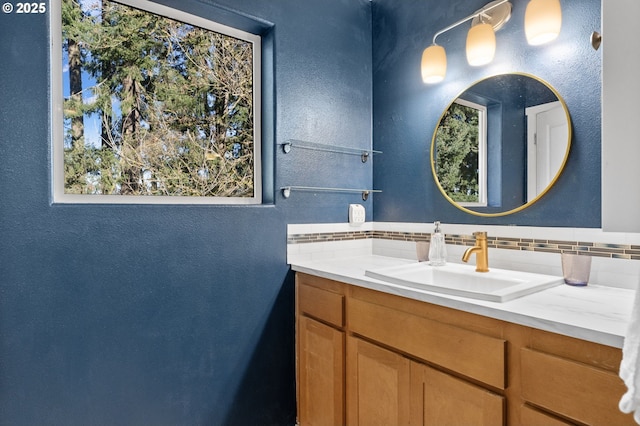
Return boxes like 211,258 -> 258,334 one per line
430,72 -> 572,217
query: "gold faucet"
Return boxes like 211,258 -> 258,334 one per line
462,232 -> 489,272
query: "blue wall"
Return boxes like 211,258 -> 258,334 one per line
372,0 -> 601,227
0,0 -> 372,424
0,0 -> 605,422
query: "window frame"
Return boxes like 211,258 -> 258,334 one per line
454,98 -> 488,208
50,0 -> 262,204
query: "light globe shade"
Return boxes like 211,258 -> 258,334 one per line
421,45 -> 446,84
525,0 -> 562,45
466,23 -> 496,66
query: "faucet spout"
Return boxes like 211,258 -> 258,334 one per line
461,232 -> 489,272
462,246 -> 481,263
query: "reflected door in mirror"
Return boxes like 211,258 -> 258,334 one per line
526,101 -> 569,202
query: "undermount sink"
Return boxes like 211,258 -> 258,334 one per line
364,262 -> 563,302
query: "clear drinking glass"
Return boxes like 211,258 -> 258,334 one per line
561,253 -> 592,286
416,242 -> 430,262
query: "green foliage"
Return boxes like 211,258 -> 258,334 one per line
61,0 -> 255,197
435,103 -> 480,203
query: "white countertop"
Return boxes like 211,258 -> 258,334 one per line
290,255 -> 634,348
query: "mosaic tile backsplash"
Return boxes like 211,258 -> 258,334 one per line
288,230 -> 640,261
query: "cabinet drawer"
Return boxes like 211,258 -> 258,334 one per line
521,348 -> 634,425
349,297 -> 506,389
297,281 -> 344,328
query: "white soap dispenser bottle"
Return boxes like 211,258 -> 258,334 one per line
428,221 -> 447,266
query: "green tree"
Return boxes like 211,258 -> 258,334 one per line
61,0 -> 255,197
435,102 -> 480,203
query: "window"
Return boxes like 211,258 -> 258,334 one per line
434,99 -> 487,206
51,0 -> 262,204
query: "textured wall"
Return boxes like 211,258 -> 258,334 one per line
0,0 -> 372,424
372,0 -> 601,227
0,0 -> 603,422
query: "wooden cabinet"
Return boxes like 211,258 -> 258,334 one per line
296,275 -> 346,426
298,316 -> 344,425
346,336 -> 411,425
346,287 -> 505,426
411,361 -> 504,426
295,273 -> 634,425
346,335 -> 504,426
348,294 -> 506,390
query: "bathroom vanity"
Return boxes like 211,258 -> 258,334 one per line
293,256 -> 634,425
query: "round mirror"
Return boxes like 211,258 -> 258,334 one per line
430,72 -> 571,217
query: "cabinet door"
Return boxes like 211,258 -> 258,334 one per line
346,336 -> 411,425
298,316 -> 344,426
410,361 -> 504,426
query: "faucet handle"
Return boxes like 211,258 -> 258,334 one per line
474,231 -> 487,239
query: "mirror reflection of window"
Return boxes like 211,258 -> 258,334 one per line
434,99 -> 487,206
430,73 -> 571,217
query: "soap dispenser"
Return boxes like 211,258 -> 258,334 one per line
428,221 -> 447,266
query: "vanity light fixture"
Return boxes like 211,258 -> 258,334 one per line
421,0 -> 562,84
421,0 -> 512,84
524,0 -> 562,45
466,22 -> 497,66
421,45 -> 447,84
